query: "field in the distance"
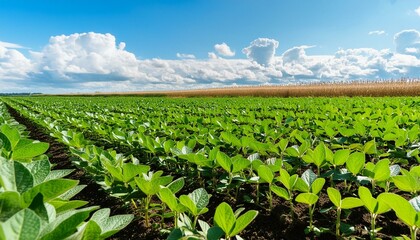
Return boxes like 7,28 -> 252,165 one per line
58,80 -> 420,97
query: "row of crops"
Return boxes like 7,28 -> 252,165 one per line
0,101 -> 133,240
2,96 -> 420,239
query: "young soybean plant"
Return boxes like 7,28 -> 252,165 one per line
257,164 -> 275,211
271,168 -> 299,218
358,186 -> 390,239
214,202 -> 258,240
380,193 -> 420,240
327,187 -> 363,238
294,169 -> 326,232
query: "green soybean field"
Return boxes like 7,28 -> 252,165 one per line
1,96 -> 420,240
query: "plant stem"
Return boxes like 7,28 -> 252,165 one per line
268,184 -> 273,211
336,208 -> 341,239
410,226 -> 417,240
289,200 -> 295,219
370,213 -> 376,240
256,183 -> 260,205
371,180 -> 376,195
193,215 -> 198,229
174,212 -> 178,228
309,204 -> 315,231
145,195 -> 151,227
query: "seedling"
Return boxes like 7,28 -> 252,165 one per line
380,193 -> 420,240
214,202 -> 258,240
271,168 -> 299,217
358,186 -> 390,239
327,187 -> 363,238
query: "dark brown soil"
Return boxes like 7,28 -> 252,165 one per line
6,105 -> 411,240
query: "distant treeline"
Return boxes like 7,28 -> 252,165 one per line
0,93 -> 41,96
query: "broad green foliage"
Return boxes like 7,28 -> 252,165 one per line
0,107 -> 133,240
3,96 -> 420,239
214,202 -> 258,239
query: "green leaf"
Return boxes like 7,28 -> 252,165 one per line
333,149 -> 350,167
346,152 -> 365,175
214,202 -> 235,237
257,165 -> 274,184
231,156 -> 250,173
81,220 -> 101,240
121,163 -> 149,183
279,169 -> 291,189
0,209 -> 41,240
230,210 -> 258,237
179,188 -> 209,216
301,169 -> 317,188
216,151 -> 232,173
22,179 -> 79,207
0,191 -> 22,221
90,208 -> 134,239
311,178 -> 325,195
341,197 -> 363,209
25,160 -> 51,186
38,206 -> 99,240
1,125 -> 21,150
379,193 -> 416,227
159,188 -> 178,211
358,186 -> 376,213
12,142 -> 49,161
313,142 -> 326,168
393,174 -> 420,193
0,132 -> 11,152
167,177 -> 185,194
296,193 -> 319,206
373,159 -> 390,182
271,185 -> 290,200
327,187 -> 341,208
364,140 -> 377,155
14,162 -> 34,194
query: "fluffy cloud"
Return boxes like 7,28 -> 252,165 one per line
0,45 -> 32,80
30,32 -> 139,83
176,53 -> 196,59
394,29 -> 420,57
415,6 -> 420,16
242,38 -> 279,66
3,31 -> 420,93
214,43 -> 235,57
0,41 -> 24,49
369,30 -> 386,35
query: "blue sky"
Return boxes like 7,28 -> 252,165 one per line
1,0 -> 420,93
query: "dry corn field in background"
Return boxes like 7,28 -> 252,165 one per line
60,80 -> 420,97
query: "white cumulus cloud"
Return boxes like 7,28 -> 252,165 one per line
368,30 -> 386,35
415,6 -> 420,16
3,30 -> 420,93
30,32 -> 139,83
0,45 -> 32,80
394,29 -> 420,57
214,43 -> 235,57
242,38 -> 279,66
176,53 -> 196,59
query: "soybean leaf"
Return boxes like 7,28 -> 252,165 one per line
296,193 -> 319,206
0,209 -> 41,240
341,197 -> 363,209
327,187 -> 341,208
230,210 -> 258,237
257,165 -> 274,184
346,152 -> 365,176
214,202 -> 235,237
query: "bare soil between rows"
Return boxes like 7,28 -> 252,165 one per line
6,105 -> 410,240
